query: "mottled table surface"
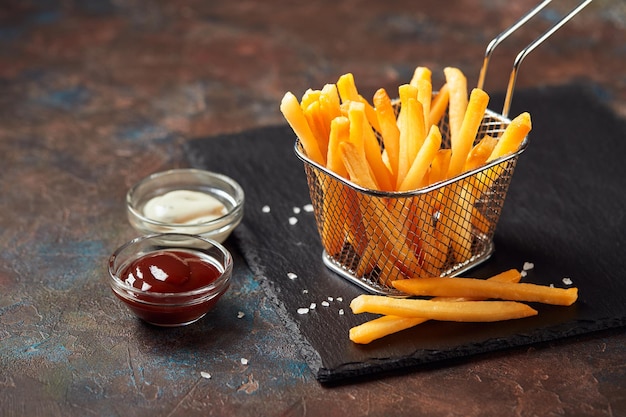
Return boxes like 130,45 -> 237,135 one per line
1,1 -> 625,416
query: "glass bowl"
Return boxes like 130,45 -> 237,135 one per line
108,233 -> 233,327
126,168 -> 244,243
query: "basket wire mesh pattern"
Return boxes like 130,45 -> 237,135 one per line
296,107 -> 527,296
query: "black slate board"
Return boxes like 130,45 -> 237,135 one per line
184,84 -> 626,384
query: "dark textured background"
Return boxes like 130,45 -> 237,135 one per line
1,1 -> 626,416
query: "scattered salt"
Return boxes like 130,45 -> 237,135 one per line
339,309 -> 344,315
293,207 -> 301,214
562,277 -> 573,286
200,371 -> 211,379
520,270 -> 527,277
336,297 -> 343,302
327,296 -> 334,302
303,204 -> 314,212
262,205 -> 271,213
288,217 -> 298,225
321,301 -> 330,307
297,308 -> 309,315
237,311 -> 245,319
309,303 -> 316,310
302,289 -> 309,294
287,272 -> 298,280
241,358 -> 249,365
523,262 -> 535,271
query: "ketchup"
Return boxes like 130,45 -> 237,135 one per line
114,249 -> 228,326
121,250 -> 221,293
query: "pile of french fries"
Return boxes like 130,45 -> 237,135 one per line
349,269 -> 578,344
280,67 -> 532,284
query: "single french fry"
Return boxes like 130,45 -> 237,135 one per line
374,88 -> 401,182
416,78 -> 432,135
443,67 -> 468,145
318,117 -> 351,257
407,97 -> 426,163
320,84 -> 341,115
398,125 -> 442,191
488,112 -> 532,162
350,315 -> 428,345
336,73 -> 359,102
336,73 -> 381,132
280,92 -> 325,165
396,84 -> 420,185
409,66 -> 432,88
464,134 -> 498,172
319,84 -> 342,131
410,67 -> 432,130
326,116 -> 350,178
304,100 -> 330,158
429,84 -> 449,127
349,269 -> 522,344
361,110 -> 394,192
447,88 -> 490,178
350,296 -> 538,322
347,102 -> 393,191
393,277 -> 578,306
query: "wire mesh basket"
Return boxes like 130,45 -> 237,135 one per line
293,0 -> 590,296
296,107 -> 527,296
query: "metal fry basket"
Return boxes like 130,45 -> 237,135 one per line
296,108 -> 523,295
294,0 -> 591,296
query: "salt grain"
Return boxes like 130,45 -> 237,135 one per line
297,308 -> 309,315
302,289 -> 309,294
523,262 -> 535,271
237,311 -> 245,319
520,270 -> 527,277
339,309 -> 344,315
336,297 -> 343,302
200,371 -> 211,379
327,296 -> 334,302
288,217 -> 298,225
309,303 -> 316,310
321,301 -> 330,307
241,358 -> 249,365
293,207 -> 301,214
303,204 -> 314,212
287,272 -> 298,280
262,205 -> 271,213
562,277 -> 573,286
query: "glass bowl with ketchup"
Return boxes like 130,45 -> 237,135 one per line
126,169 -> 244,243
108,233 -> 232,326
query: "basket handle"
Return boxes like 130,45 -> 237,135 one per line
476,0 -> 593,118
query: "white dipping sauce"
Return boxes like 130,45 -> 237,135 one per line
143,190 -> 227,224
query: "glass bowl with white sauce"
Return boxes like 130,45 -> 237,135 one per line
126,169 -> 244,243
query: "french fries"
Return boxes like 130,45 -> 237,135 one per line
392,277 -> 578,306
280,67 -> 532,283
350,296 -> 537,322
349,269 -> 579,344
350,268 -> 522,344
